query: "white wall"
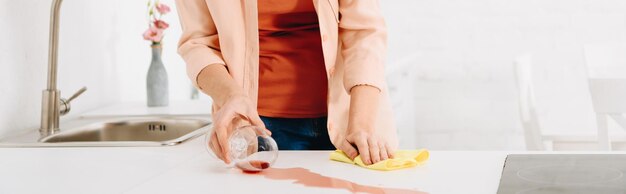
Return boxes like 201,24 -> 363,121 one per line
0,0 -> 120,138
2,0 -> 626,150
382,0 -> 626,149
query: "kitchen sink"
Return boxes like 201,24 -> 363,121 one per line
37,117 -> 211,146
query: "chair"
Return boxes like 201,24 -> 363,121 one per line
515,54 -> 603,151
583,44 -> 626,150
514,54 -> 545,150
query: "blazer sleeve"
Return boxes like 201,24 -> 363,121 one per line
175,0 -> 226,87
338,0 -> 388,93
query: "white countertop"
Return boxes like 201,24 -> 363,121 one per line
0,136 -> 499,194
3,136 -> 626,194
2,101 -> 624,194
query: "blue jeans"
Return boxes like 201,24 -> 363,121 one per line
260,116 -> 336,150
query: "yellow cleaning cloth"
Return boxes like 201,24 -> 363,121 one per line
329,149 -> 429,171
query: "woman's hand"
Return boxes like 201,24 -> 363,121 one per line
336,85 -> 395,165
197,65 -> 270,164
208,93 -> 270,164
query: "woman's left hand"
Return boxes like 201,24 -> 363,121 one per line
336,85 -> 395,165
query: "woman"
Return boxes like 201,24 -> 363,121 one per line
175,0 -> 398,165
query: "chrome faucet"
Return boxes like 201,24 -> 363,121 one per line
40,0 -> 87,138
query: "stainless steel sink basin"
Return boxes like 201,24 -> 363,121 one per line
38,117 -> 211,146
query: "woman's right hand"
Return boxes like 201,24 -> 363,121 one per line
207,93 -> 270,164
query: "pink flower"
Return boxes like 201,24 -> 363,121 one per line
153,20 -> 169,29
143,27 -> 164,42
156,3 -> 171,15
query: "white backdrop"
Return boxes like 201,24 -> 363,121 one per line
382,0 -> 626,149
2,0 -> 626,150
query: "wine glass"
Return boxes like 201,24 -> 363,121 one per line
205,125 -> 278,172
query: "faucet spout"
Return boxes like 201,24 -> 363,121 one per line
40,0 -> 86,138
48,0 -> 62,91
40,0 -> 64,137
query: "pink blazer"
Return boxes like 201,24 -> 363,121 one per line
175,0 -> 398,149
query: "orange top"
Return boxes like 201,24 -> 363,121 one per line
257,0 -> 328,118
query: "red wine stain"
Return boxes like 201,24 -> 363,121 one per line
236,160 -> 271,173
250,160 -> 270,169
247,167 -> 428,194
